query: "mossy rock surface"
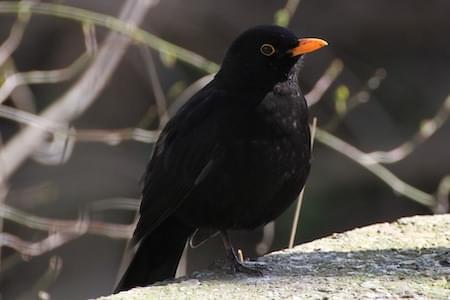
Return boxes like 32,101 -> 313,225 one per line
98,214 -> 450,300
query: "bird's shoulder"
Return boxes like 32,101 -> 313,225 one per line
142,82 -> 232,188
136,83 -> 230,240
153,83 -> 229,157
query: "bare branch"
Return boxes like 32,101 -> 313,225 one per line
256,221 -> 275,255
88,197 -> 139,212
0,0 -> 156,183
289,117 -> 318,248
0,232 -> 79,257
285,0 -> 302,17
315,127 -> 436,208
274,0 -> 303,27
367,95 -> 450,163
74,128 -> 158,144
0,54 -> 90,104
0,203 -> 135,239
0,1 -> 219,73
18,256 -> 63,300
169,74 -> 215,115
82,22 -> 98,55
435,175 -> 450,214
0,197 -> 138,260
0,103 -> 159,145
0,103 -> 67,132
306,59 -> 344,106
4,60 -> 37,113
0,20 -> 99,166
325,68 -> 387,131
0,1 -> 32,66
139,46 -> 169,126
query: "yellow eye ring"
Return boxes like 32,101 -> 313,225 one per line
260,44 -> 276,56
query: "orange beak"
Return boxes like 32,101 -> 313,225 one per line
290,38 -> 328,56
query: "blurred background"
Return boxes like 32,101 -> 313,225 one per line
0,0 -> 449,299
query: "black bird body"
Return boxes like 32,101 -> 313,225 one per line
174,64 -> 310,230
115,25 -> 326,293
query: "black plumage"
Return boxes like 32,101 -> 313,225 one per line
115,25 -> 327,292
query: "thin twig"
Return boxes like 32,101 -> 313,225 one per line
0,198 -> 138,270
0,104 -> 159,144
82,22 -> 98,55
0,1 -> 32,66
325,68 -> 387,131
256,221 -> 275,255
169,74 -> 215,115
4,60 -> 37,113
139,45 -> 170,126
1,232 -> 78,256
323,74 -> 450,166
285,0 -> 302,17
0,0 -> 156,183
306,59 -> 344,106
274,0 -> 303,27
435,175 -> 450,214
17,256 -> 63,300
237,249 -> 244,263
0,103 -> 68,132
1,19 -> 98,166
88,197 -> 139,212
0,1 -> 219,73
0,203 -> 134,239
289,117 -> 317,248
0,132 -> 6,269
75,128 -> 159,144
367,95 -> 450,164
0,54 -> 90,104
315,127 -> 435,208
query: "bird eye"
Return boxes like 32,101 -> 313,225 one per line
260,44 -> 276,56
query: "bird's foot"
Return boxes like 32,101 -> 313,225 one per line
211,259 -> 264,276
230,260 -> 264,276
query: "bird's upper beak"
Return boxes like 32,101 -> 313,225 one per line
289,38 -> 328,57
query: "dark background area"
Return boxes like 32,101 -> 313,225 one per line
1,0 -> 449,299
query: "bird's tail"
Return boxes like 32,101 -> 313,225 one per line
114,217 -> 194,293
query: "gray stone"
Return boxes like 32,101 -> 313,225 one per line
98,215 -> 450,300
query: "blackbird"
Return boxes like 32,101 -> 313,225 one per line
115,25 -> 327,292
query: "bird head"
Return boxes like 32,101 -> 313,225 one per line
215,25 -> 327,92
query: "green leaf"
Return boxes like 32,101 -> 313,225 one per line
274,9 -> 290,27
335,85 -> 350,116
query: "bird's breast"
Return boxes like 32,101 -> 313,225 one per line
175,90 -> 311,230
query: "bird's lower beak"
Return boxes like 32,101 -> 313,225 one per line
290,38 -> 328,57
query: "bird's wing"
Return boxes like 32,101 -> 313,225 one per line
132,84 -> 226,243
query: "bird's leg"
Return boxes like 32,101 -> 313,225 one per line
220,231 -> 263,276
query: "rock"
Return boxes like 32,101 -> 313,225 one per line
98,215 -> 450,300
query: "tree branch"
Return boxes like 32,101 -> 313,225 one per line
315,127 -> 436,208
0,1 -> 219,73
0,0 -> 156,183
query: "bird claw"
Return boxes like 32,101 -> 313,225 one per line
230,260 -> 264,276
212,258 -> 264,276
